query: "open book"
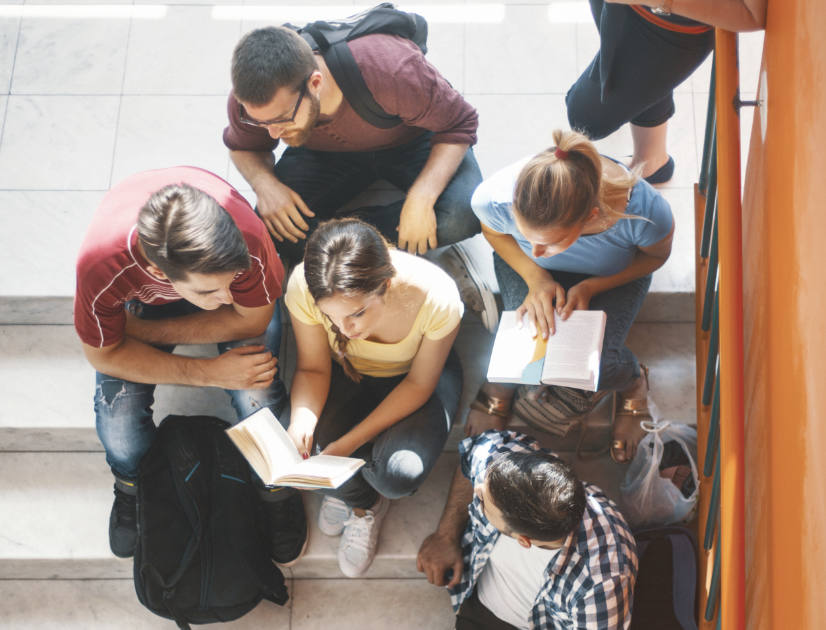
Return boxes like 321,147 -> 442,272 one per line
486,310 -> 607,391
226,408 -> 365,489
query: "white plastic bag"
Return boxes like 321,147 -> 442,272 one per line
619,420 -> 699,528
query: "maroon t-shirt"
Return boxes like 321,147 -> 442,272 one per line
74,166 -> 284,348
223,34 -> 478,153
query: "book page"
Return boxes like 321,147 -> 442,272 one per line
227,408 -> 302,484
276,455 -> 366,489
486,311 -> 547,384
225,428 -> 270,482
540,311 -> 606,391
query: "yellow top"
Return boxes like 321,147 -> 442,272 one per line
285,250 -> 463,377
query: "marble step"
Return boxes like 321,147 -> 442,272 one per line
0,289 -> 694,326
0,449 -> 457,581
0,321 -> 695,452
0,310 -> 490,452
0,434 -> 640,584
1,182 -> 697,325
0,577 -> 456,630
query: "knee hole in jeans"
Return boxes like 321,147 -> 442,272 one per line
96,380 -> 127,408
368,449 -> 427,499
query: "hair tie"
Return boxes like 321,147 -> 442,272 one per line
554,147 -> 569,160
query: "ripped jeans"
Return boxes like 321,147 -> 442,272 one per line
284,353 -> 462,509
94,299 -> 288,481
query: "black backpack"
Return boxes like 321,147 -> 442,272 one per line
287,2 -> 428,129
134,415 -> 288,629
630,527 -> 698,630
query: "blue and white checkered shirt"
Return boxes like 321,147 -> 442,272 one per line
450,431 -> 638,629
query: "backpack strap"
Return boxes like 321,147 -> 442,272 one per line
290,4 -> 428,129
300,29 -> 402,129
325,41 -> 403,129
139,417 -> 210,629
211,419 -> 290,606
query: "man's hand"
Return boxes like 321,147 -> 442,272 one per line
559,280 -> 595,320
464,407 -> 508,437
320,434 -> 357,458
255,176 -> 315,243
417,531 -> 464,588
516,270 -> 566,339
397,193 -> 438,255
206,345 -> 277,389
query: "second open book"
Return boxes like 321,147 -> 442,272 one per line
487,310 -> 607,391
226,408 -> 365,489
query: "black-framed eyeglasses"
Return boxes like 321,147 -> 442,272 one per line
238,77 -> 310,127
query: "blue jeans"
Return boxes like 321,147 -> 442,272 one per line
566,0 -> 714,137
284,352 -> 462,509
94,299 -> 288,481
493,253 -> 650,392
271,132 -> 482,263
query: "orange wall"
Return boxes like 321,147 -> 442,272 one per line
742,2 -> 826,628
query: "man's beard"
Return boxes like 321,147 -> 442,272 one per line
281,92 -> 321,147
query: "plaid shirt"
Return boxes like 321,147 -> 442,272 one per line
450,431 -> 638,629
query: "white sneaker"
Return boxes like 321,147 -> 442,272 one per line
435,243 -> 499,333
318,495 -> 352,537
337,495 -> 390,578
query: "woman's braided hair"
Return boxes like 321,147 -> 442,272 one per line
303,218 -> 396,382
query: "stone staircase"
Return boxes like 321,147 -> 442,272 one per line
0,1 -> 709,625
0,268 -> 696,628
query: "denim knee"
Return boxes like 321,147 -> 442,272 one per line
363,449 -> 428,500
565,86 -> 623,141
219,301 -> 288,420
94,377 -> 157,480
228,378 -> 288,421
434,203 -> 481,247
493,252 -> 529,310
433,149 -> 483,245
597,346 -> 639,392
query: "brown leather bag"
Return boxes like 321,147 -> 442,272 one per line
512,386 -> 615,455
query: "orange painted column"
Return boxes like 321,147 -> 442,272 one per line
741,2 -> 826,629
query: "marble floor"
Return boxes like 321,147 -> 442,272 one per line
0,1 -> 763,305
0,1 -> 764,628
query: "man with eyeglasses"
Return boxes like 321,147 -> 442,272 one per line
223,26 -> 498,331
417,430 -> 637,629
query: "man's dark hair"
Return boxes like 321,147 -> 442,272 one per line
137,184 -> 250,282
231,27 -> 317,106
486,450 -> 587,541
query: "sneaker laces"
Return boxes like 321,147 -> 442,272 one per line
322,497 -> 351,523
341,513 -> 376,555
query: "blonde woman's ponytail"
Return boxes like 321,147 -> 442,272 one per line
514,129 -> 638,228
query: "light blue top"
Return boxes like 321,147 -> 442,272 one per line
471,157 -> 674,277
